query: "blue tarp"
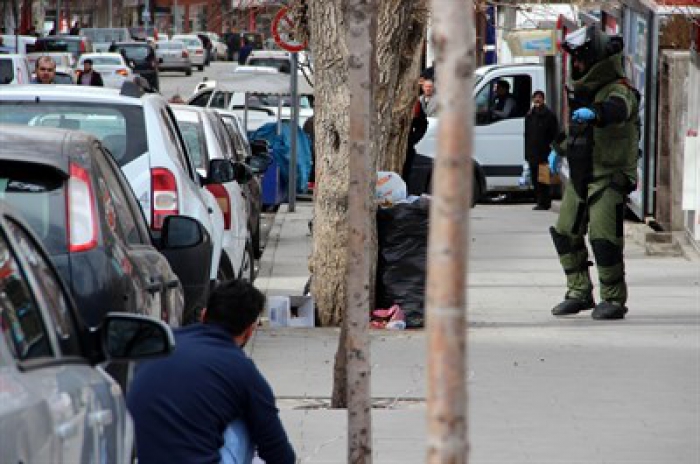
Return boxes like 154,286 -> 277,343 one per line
249,122 -> 312,195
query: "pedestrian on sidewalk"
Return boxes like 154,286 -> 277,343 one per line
127,279 -> 296,464
524,90 -> 558,210
548,25 -> 639,320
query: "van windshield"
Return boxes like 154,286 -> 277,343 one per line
0,102 -> 147,167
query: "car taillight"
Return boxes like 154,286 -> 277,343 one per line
116,68 -> 129,76
151,168 -> 179,230
79,41 -> 86,53
182,50 -> 189,58
206,184 -> 231,229
67,163 -> 98,252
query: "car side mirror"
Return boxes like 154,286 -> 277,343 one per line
233,161 -> 254,184
161,215 -> 205,248
101,313 -> 174,361
207,158 -> 235,184
245,153 -> 272,175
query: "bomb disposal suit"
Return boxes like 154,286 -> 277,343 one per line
548,26 -> 640,320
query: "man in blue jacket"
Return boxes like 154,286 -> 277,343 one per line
127,279 -> 296,463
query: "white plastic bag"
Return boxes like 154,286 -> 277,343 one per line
376,171 -> 407,205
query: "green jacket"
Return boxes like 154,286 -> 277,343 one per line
559,53 -> 640,181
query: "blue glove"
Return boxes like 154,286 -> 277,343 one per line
548,150 -> 559,175
572,107 -> 596,122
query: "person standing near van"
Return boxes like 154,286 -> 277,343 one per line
547,26 -> 639,320
238,38 -> 253,65
524,90 -> 559,210
420,78 -> 438,117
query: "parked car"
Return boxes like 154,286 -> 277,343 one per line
0,83 -> 229,324
187,74 -> 315,129
109,42 -> 160,90
79,27 -> 132,52
0,124 -> 199,328
171,106 -> 255,281
33,35 -> 94,62
171,34 -> 206,71
0,34 -> 36,54
155,40 -> 192,76
215,109 -> 270,257
0,54 -> 31,84
77,52 -> 133,88
0,200 -> 176,463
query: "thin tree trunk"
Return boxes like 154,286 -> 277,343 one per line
343,0 -> 376,460
426,0 -> 474,462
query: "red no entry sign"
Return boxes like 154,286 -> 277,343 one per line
271,6 -> 307,53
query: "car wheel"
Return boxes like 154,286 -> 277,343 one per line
185,68 -> 192,76
239,241 -> 255,282
198,65 -> 204,71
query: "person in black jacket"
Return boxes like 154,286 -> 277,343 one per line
402,99 -> 429,182
76,59 -> 104,87
525,90 -> 559,210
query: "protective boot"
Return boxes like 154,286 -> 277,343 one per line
552,296 -> 595,316
592,301 -> 628,320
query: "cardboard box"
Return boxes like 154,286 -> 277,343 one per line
266,296 -> 290,327
265,296 -> 315,328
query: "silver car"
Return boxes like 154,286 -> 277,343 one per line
156,40 -> 192,76
0,201 -> 176,463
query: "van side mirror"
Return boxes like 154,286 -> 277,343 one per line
161,215 -> 205,248
101,313 -> 174,361
207,158 -> 235,184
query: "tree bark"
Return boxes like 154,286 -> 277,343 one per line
426,0 -> 474,462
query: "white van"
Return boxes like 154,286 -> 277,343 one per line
0,54 -> 31,85
416,63 -> 547,199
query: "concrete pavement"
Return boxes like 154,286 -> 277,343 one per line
250,201 -> 700,463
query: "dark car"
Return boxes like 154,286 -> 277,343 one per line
217,112 -> 270,258
0,125 -> 211,330
0,200 -> 175,463
110,41 -> 159,90
33,35 -> 93,62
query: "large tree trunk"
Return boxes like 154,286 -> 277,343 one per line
309,0 -> 429,328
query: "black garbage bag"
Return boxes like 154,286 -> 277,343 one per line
375,198 -> 430,328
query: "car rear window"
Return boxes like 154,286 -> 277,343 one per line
0,59 -> 14,84
0,162 -> 67,254
118,46 -> 151,61
0,102 -> 147,167
85,56 -> 122,66
158,42 -> 183,50
35,38 -> 81,55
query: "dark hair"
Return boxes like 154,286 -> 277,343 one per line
496,80 -> 510,91
532,90 -> 545,99
204,280 -> 265,335
84,59 -> 93,65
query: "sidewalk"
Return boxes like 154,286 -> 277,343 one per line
250,202 -> 700,463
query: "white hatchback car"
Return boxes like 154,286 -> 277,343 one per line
0,84 -> 228,324
77,52 -> 134,88
172,106 -> 255,281
171,34 -> 206,71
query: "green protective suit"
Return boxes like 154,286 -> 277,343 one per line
552,53 -> 640,305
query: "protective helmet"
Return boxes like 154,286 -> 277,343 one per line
562,25 -> 621,79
